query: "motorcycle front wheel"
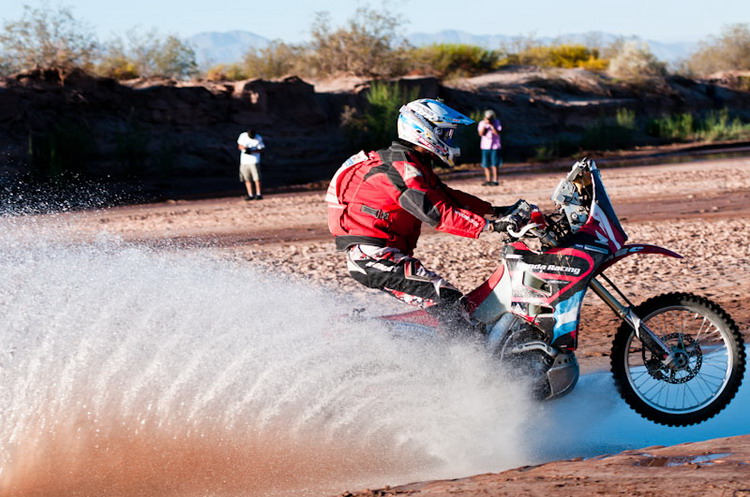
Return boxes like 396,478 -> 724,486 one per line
610,292 -> 745,426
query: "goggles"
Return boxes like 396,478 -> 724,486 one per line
435,126 -> 456,143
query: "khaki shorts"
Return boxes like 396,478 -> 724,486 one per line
239,162 -> 261,182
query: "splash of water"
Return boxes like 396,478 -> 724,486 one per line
0,217 -> 536,497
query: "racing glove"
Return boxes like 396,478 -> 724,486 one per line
491,200 -> 527,218
488,200 -> 534,233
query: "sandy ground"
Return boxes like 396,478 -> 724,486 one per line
340,435 -> 750,497
47,156 -> 750,364
27,155 -> 750,495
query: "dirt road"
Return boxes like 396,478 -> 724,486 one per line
52,156 -> 750,358
26,155 -> 750,496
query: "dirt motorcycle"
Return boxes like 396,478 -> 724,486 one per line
376,157 -> 745,427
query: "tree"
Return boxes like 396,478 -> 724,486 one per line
241,41 -> 307,79
308,6 -> 410,77
688,24 -> 750,75
607,41 -> 666,81
98,28 -> 197,80
154,35 -> 198,79
0,4 -> 99,74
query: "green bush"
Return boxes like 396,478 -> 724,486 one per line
341,80 -> 419,151
699,109 -> 750,141
408,44 -> 501,78
582,109 -> 640,150
511,43 -> 608,71
531,139 -> 579,162
27,120 -> 96,181
616,108 -> 637,129
205,63 -> 248,81
646,113 -> 695,141
645,109 -> 750,142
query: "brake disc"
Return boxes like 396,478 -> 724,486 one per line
642,333 -> 701,384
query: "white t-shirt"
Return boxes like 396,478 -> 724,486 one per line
237,132 -> 265,165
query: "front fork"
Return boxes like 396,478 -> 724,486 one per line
588,277 -> 677,367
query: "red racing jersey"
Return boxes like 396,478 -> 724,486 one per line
326,141 -> 492,254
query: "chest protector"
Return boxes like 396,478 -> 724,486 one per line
325,150 -> 372,237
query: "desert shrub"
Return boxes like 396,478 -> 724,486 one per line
736,75 -> 750,92
582,109 -> 640,150
607,41 -> 666,81
341,80 -> 419,150
240,41 -> 307,79
98,28 -> 197,80
365,81 -> 418,148
97,53 -> 139,80
308,7 -> 409,78
27,119 -> 96,180
645,109 -> 750,142
0,4 -> 99,74
646,113 -> 695,141
699,109 -> 750,141
205,64 -> 232,81
531,139 -> 579,162
496,34 -> 539,65
513,43 -> 608,70
578,57 -> 609,72
688,24 -> 750,75
532,144 -> 558,162
616,108 -> 637,130
407,44 -> 501,78
205,63 -> 248,81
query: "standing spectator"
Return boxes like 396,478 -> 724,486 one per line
237,128 -> 265,200
477,110 -> 502,186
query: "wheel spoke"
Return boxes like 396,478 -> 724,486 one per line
614,295 -> 742,425
621,301 -> 739,415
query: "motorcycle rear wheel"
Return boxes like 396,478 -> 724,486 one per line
610,292 -> 745,426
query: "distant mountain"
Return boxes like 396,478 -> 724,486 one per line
186,29 -> 697,69
187,31 -> 270,68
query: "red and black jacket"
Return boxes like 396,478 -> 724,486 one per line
327,141 -> 492,255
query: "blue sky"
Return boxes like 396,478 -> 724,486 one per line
4,0 -> 749,43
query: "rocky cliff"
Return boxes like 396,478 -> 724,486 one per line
0,67 -> 748,200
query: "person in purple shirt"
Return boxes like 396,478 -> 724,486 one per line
477,109 -> 502,186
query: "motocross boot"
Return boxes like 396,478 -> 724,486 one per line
426,292 -> 485,339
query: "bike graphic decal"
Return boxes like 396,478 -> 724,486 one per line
507,246 -> 595,307
552,289 -> 584,341
579,205 -> 626,253
578,166 -> 628,251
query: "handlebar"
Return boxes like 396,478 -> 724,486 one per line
499,212 -> 561,247
506,222 -> 541,238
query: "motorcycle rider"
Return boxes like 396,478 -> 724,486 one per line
326,98 -> 530,335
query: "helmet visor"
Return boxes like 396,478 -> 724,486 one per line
435,126 -> 455,144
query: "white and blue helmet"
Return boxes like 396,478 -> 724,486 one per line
397,98 -> 474,166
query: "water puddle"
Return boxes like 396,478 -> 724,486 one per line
634,452 -> 732,467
